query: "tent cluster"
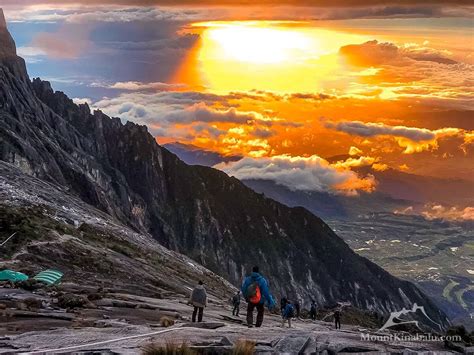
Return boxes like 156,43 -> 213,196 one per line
0,269 -> 63,285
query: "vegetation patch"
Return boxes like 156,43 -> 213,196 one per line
232,340 -> 256,355
143,342 -> 195,355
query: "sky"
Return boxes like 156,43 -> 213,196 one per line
3,1 -> 474,211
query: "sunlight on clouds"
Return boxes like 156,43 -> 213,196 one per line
183,21 -> 369,93
202,21 -> 314,64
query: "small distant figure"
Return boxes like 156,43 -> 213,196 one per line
232,291 -> 241,316
281,300 -> 296,328
189,280 -> 207,323
310,300 -> 317,321
280,297 -> 288,314
241,266 -> 276,328
334,309 -> 341,329
295,300 -> 301,318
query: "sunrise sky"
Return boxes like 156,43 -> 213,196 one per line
3,1 -> 473,199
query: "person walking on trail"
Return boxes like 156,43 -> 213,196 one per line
281,300 -> 296,328
295,300 -> 301,318
280,297 -> 288,314
334,309 -> 341,329
241,266 -> 276,328
189,281 -> 207,322
309,300 -> 317,320
232,291 -> 241,316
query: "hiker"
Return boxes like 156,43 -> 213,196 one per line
295,300 -> 301,318
334,309 -> 341,329
310,300 -> 317,321
241,266 -> 276,328
189,281 -> 207,322
281,300 -> 295,328
280,297 -> 288,314
232,291 -> 241,316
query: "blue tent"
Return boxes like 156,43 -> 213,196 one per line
33,269 -> 63,285
0,269 -> 29,282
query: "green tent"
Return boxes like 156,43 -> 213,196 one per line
33,269 -> 63,285
0,269 -> 29,282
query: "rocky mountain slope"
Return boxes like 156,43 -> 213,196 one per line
0,10 -> 449,330
0,161 -> 237,299
0,162 -> 465,354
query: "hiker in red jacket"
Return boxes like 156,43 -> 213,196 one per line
241,266 -> 276,328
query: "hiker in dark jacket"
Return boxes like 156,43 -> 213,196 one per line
241,266 -> 276,328
281,300 -> 295,328
310,300 -> 317,320
334,309 -> 341,329
295,300 -> 301,318
232,291 -> 241,316
280,297 -> 288,314
189,281 -> 207,322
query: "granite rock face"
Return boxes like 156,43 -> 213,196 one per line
0,9 -> 27,83
0,10 -> 449,331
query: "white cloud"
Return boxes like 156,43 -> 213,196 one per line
105,81 -> 187,91
72,97 -> 93,105
215,154 -> 376,195
395,204 -> 474,221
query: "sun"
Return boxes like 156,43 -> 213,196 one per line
176,21 -> 370,94
201,21 -> 315,64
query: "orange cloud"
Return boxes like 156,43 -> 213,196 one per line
349,146 -> 363,156
461,131 -> 474,154
333,156 -> 376,169
372,162 -> 388,171
325,120 -> 467,154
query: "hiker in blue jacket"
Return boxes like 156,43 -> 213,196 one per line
281,300 -> 295,328
241,266 -> 276,328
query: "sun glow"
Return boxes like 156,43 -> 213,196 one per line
178,21 -> 369,93
203,23 -> 315,64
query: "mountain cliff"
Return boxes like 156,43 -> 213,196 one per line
0,13 -> 449,330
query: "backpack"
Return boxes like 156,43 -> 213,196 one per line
246,281 -> 262,304
285,304 -> 295,318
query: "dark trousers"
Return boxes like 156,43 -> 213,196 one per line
310,310 -> 316,320
192,306 -> 203,322
335,319 -> 341,329
232,303 -> 240,316
247,302 -> 264,327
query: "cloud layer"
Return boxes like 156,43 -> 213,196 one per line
216,155 -> 376,195
395,205 -> 474,221
324,120 -> 468,154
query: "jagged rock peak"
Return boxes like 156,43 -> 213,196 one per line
0,9 -> 6,28
0,9 -> 16,57
0,9 -> 28,81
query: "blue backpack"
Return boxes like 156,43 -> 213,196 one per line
285,304 -> 295,318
